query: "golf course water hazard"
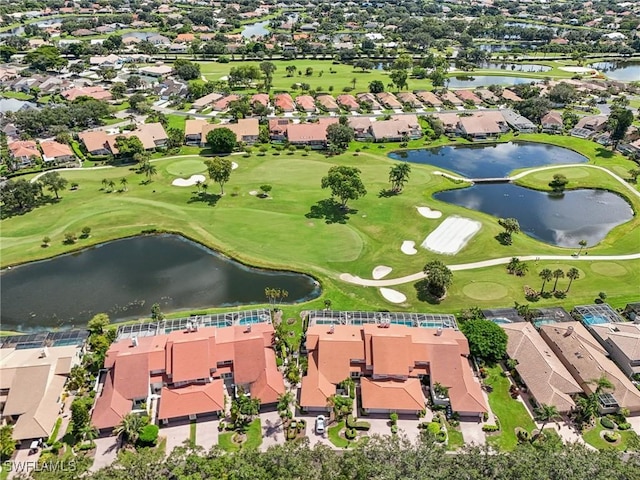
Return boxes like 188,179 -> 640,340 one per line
434,184 -> 633,247
390,142 -> 587,178
0,235 -> 320,331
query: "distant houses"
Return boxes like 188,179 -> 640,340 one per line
78,123 -> 168,156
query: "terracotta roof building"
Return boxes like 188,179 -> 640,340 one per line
541,111 -> 563,133
92,322 -> 284,429
370,115 -> 422,142
301,322 -> 487,418
396,92 -> 423,109
457,111 -> 507,140
61,85 -> 112,102
336,94 -> 359,111
192,92 -> 223,111
201,119 -> 259,146
316,95 -> 339,112
40,140 -> 75,164
251,93 -> 269,107
589,323 -> 640,379
268,118 -> 289,141
286,118 -> 338,147
416,91 -> 443,106
376,92 -> 402,109
78,123 -> 167,155
295,95 -> 316,112
540,322 -> 640,413
275,93 -> 295,112
502,322 -> 582,413
8,140 -> 41,168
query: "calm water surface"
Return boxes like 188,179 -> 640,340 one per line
434,184 -> 633,247
389,142 -> 588,178
1,235 -> 320,331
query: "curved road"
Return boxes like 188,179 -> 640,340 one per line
341,164 -> 640,287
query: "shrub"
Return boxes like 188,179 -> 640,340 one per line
77,441 -> 95,451
389,413 -> 398,425
618,422 -> 631,431
287,428 -> 297,440
435,431 -> 447,443
346,415 -> 356,429
482,424 -> 499,432
601,417 -> 615,429
390,425 -> 398,434
137,424 -> 159,447
516,428 -> 530,443
345,428 -> 357,440
427,422 -> 441,435
218,422 -> 225,432
604,431 -> 620,443
354,420 -> 371,431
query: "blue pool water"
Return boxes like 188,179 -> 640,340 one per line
582,314 -> 609,326
238,315 -> 269,325
491,318 -> 512,325
534,318 -> 556,328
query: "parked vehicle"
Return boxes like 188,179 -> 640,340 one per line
315,415 -> 326,434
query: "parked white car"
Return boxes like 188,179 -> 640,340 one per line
315,415 -> 326,434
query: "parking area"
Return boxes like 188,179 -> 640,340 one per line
260,411 -> 284,451
89,436 -> 119,472
196,419 -> 218,451
459,420 -> 486,445
162,423 -> 191,456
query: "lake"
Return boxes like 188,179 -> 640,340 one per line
446,76 -> 539,88
389,142 -> 588,179
434,184 -> 633,247
476,62 -> 551,73
242,20 -> 270,38
589,61 -> 640,82
0,235 -> 320,331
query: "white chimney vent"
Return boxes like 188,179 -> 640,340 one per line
131,337 -> 138,347
329,324 -> 335,334
436,328 -> 443,336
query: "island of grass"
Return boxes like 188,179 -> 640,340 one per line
1,134 -> 639,324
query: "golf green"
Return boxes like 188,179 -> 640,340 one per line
590,262 -> 627,277
462,282 -> 508,300
166,159 -> 207,176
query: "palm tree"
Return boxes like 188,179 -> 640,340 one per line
591,375 -> 614,395
107,180 -> 116,192
113,413 -> 146,446
101,178 -> 109,190
534,404 -> 560,440
79,424 -> 99,443
514,262 -> 529,277
277,391 -> 294,416
201,183 -> 208,194
195,180 -> 202,192
565,268 -> 580,292
507,257 -> 521,274
388,162 -> 411,193
539,268 -> 553,293
120,177 -> 128,191
551,269 -> 564,292
578,240 -> 587,256
140,161 -> 157,182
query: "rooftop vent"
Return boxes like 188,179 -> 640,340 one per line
436,328 -> 443,336
131,337 -> 138,347
329,324 -> 335,334
564,326 -> 574,337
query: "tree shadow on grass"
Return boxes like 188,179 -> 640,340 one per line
594,147 -> 614,159
188,192 -> 221,206
305,198 -> 356,224
414,279 -> 443,305
378,188 -> 398,198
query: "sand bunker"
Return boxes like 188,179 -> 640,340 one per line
232,162 -> 239,170
401,241 -> 417,255
372,265 -> 393,279
416,206 -> 443,219
421,216 -> 481,255
380,288 -> 407,304
172,174 -> 206,187
559,66 -> 595,73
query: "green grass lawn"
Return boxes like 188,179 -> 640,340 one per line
189,420 -> 197,448
1,135 -> 639,326
485,365 -> 536,451
328,421 -> 349,448
166,114 -> 187,131
446,426 -> 465,451
583,419 -> 639,451
218,419 -> 262,452
1,91 -> 34,100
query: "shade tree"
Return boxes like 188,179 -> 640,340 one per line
320,165 -> 367,208
459,319 -> 508,364
204,157 -> 233,195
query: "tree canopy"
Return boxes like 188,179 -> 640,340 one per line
206,127 -> 237,154
321,165 -> 367,208
326,123 -> 354,153
205,157 -> 233,194
173,59 -> 201,81
460,319 -> 508,363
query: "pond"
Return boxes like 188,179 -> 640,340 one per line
475,62 -> 551,73
589,61 -> 640,82
0,235 -> 320,332
446,76 -> 539,88
241,20 -> 270,38
434,184 -> 633,247
389,142 -> 588,179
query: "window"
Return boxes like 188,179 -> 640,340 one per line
350,371 -> 362,378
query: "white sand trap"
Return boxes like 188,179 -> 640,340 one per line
372,265 -> 393,279
401,241 -> 417,255
560,66 -> 595,73
422,216 -> 481,255
380,288 -> 407,304
232,162 -> 238,170
416,206 -> 442,219
172,174 -> 206,187
249,190 -> 258,196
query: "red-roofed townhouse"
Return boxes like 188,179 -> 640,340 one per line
8,141 -> 41,169
274,93 -> 295,112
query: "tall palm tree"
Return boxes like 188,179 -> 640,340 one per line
107,180 -> 116,192
578,240 -> 587,256
534,404 -> 560,440
101,178 -> 109,190
551,269 -> 564,292
591,375 -> 614,395
120,177 -> 128,191
79,424 -> 99,443
565,268 -> 580,292
140,161 -> 157,182
388,162 -> 411,193
539,268 -> 553,293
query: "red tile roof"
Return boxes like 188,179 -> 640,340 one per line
158,380 -> 224,420
360,377 -> 424,412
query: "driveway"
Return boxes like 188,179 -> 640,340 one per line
260,411 -> 285,451
162,423 -> 191,456
89,436 -> 119,472
196,419 -> 218,452
459,420 -> 486,445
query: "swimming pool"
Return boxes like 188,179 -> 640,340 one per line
581,314 -> 609,326
238,314 -> 270,325
491,318 -> 512,325
533,318 -> 556,328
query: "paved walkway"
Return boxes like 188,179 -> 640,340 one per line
260,411 -> 285,451
89,436 -> 119,472
162,423 -> 191,456
196,420 -> 218,452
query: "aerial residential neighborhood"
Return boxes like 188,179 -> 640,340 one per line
0,0 -> 640,478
